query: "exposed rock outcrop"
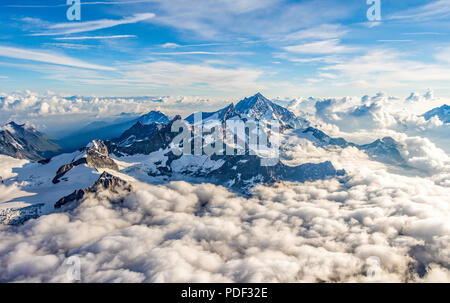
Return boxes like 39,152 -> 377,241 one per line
55,172 -> 131,208
53,140 -> 118,184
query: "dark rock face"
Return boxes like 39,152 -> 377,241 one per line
107,116 -> 183,156
423,104 -> 449,123
358,137 -> 406,166
113,121 -> 161,147
208,154 -> 343,191
0,122 -> 61,161
300,127 -> 353,148
296,127 -> 407,166
52,158 -> 88,184
84,140 -> 118,170
138,110 -> 170,125
55,172 -> 132,208
53,140 -> 119,184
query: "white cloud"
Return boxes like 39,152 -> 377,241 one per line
0,91 -> 236,134
0,46 -> 114,71
78,61 -> 264,94
0,155 -> 448,282
54,35 -> 137,40
284,24 -> 348,42
284,39 -> 357,55
390,0 -> 450,21
139,0 -> 354,39
320,49 -> 450,89
287,90 -> 450,155
31,13 -> 155,36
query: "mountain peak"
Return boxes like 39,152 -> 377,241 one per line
6,121 -> 21,127
235,93 -> 273,113
0,121 -> 60,161
138,110 -> 169,125
423,104 -> 450,123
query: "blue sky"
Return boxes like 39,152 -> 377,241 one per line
0,0 -> 450,98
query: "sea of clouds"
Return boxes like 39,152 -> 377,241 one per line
0,141 -> 449,282
286,90 -> 450,153
0,90 -> 448,282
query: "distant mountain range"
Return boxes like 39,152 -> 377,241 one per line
56,110 -> 170,152
185,93 -> 309,129
0,122 -> 60,161
2,93 -> 444,224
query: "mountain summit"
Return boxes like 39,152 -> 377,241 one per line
0,122 -> 60,161
186,93 -> 309,128
138,110 -> 170,125
423,104 -> 450,123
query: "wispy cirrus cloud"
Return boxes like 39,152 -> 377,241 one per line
320,48 -> 450,89
283,24 -> 348,42
5,1 -> 149,8
389,0 -> 450,21
0,45 -> 114,70
284,39 -> 357,55
30,13 -> 154,36
137,0 -> 354,39
54,35 -> 137,40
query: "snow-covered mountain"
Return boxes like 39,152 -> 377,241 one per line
295,127 -> 407,166
138,110 -> 170,125
0,122 -> 60,161
423,104 -> 450,123
0,93 -> 437,224
56,111 -> 170,152
186,93 -> 309,129
185,103 -> 236,124
235,93 -> 309,128
1,93 -> 449,283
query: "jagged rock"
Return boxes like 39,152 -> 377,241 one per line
55,172 -> 132,208
53,140 -> 118,184
107,116 -> 183,156
358,137 -> 406,166
185,93 -> 309,129
299,127 -> 352,148
208,154 -> 344,191
84,140 -> 118,170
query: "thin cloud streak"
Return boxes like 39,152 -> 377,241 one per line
54,35 -> 137,40
5,1 -> 149,8
0,46 -> 115,71
30,13 -> 155,36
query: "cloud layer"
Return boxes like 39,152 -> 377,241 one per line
0,158 -> 448,283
